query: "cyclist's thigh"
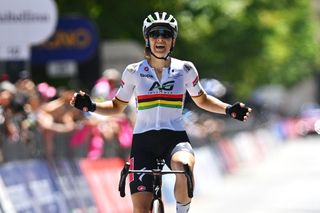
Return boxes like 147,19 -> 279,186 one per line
130,133 -> 157,194
170,142 -> 194,157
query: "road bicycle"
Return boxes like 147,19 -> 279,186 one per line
118,158 -> 194,213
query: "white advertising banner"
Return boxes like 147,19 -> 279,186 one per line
0,44 -> 30,60
0,0 -> 57,60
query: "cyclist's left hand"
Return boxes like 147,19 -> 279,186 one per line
226,102 -> 252,121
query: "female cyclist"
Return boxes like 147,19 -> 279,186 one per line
70,12 -> 252,213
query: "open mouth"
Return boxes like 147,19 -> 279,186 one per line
155,44 -> 165,52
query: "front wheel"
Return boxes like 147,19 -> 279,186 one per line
150,199 -> 164,213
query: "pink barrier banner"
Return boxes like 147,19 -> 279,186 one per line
80,158 -> 133,213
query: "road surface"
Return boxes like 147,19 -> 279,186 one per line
166,136 -> 320,213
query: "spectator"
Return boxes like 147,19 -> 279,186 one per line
91,68 -> 121,102
37,88 -> 83,164
70,68 -> 133,160
0,81 -> 17,161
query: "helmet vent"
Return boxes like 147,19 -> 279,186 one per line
143,12 -> 178,38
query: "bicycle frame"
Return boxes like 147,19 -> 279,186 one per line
118,159 -> 194,212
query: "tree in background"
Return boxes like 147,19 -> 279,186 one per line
56,0 -> 319,98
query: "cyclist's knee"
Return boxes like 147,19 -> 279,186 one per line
132,192 -> 152,213
133,202 -> 151,213
171,151 -> 195,170
133,206 -> 150,213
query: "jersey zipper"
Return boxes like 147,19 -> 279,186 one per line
152,67 -> 167,129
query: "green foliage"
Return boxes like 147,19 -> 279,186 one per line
56,0 -> 319,98
174,0 -> 318,97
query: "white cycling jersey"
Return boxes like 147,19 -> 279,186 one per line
115,58 -> 205,134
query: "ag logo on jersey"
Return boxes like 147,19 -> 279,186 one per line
149,80 -> 175,91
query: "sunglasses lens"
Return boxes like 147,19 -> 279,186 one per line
149,30 -> 173,38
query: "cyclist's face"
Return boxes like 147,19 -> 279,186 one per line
147,29 -> 175,57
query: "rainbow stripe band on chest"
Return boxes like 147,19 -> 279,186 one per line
137,94 -> 183,110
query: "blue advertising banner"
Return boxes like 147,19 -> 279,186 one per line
0,159 -> 97,213
52,159 -> 97,211
31,16 -> 98,63
0,160 -> 64,212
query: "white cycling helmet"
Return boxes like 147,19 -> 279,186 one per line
143,12 -> 178,38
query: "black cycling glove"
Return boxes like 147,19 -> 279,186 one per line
226,102 -> 249,121
74,93 -> 96,112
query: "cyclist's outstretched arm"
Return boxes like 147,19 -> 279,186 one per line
191,92 -> 229,114
192,92 -> 252,121
95,97 -> 128,115
70,90 -> 128,115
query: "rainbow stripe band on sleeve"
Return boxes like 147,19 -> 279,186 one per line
137,94 -> 184,110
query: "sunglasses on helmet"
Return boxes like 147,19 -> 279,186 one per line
148,29 -> 173,39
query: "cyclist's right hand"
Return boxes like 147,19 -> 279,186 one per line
70,90 -> 96,112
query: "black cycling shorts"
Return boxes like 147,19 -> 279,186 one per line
129,129 -> 194,194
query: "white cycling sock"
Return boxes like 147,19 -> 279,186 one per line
176,202 -> 191,213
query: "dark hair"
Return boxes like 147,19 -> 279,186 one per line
144,46 -> 151,59
10,93 -> 28,113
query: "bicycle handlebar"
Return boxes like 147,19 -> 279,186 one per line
118,162 -> 194,198
183,163 -> 194,198
118,162 -> 130,197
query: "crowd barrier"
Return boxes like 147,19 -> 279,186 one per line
0,159 -> 92,213
185,128 -> 280,199
0,128 -> 282,212
80,158 -> 133,213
